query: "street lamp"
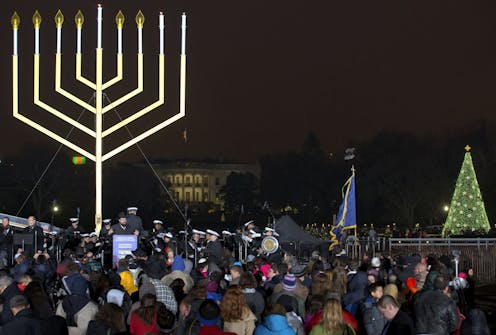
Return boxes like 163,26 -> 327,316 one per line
443,205 -> 449,212
51,200 -> 59,225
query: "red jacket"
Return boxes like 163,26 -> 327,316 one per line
198,325 -> 237,335
130,312 -> 159,335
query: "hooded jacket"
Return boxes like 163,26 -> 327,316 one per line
254,314 -> 295,335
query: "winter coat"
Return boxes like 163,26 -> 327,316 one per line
272,280 -> 309,302
223,307 -> 257,335
161,270 -> 195,294
254,314 -> 295,335
198,325 -> 236,335
360,297 -> 386,335
243,288 -> 265,324
0,281 -> 23,325
383,309 -> 414,335
413,290 -> 460,335
119,270 -> 138,296
342,271 -> 368,307
309,324 -> 355,335
55,297 -> 99,335
269,290 -> 306,319
86,319 -> 122,335
0,308 -> 42,335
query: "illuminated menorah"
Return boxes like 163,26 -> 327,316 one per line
11,5 -> 187,232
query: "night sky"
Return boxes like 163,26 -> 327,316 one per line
2,0 -> 496,162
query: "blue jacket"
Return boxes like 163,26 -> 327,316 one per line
254,314 -> 295,335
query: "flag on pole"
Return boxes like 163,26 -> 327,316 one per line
330,167 -> 356,250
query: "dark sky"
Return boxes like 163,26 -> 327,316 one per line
2,0 -> 496,162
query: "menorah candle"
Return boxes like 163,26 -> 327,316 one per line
33,11 -> 41,54
11,12 -> 20,56
159,12 -> 164,55
116,11 -> 124,54
97,4 -> 102,48
55,10 -> 64,54
136,11 -> 144,54
181,13 -> 186,55
13,26 -> 18,56
75,10 -> 84,54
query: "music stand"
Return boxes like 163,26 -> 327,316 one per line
13,233 -> 34,260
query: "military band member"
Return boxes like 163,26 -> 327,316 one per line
242,220 -> 256,234
156,232 -> 175,252
99,219 -> 113,240
65,218 -> 83,236
263,227 -> 279,238
221,230 -> 236,252
152,220 -> 166,237
126,207 -> 144,233
187,229 -> 205,262
62,217 -> 85,253
205,229 -> 223,265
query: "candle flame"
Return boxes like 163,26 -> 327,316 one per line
54,10 -> 64,28
11,12 -> 20,29
115,10 -> 125,28
32,11 -> 42,28
135,10 -> 145,28
75,10 -> 84,28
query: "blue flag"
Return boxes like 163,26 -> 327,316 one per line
330,170 -> 356,249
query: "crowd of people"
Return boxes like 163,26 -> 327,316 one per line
0,208 -> 491,335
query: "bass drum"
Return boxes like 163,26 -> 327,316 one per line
261,236 -> 279,254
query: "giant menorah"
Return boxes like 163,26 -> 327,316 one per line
11,5 -> 187,232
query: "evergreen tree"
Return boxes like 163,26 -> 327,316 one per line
443,145 -> 491,236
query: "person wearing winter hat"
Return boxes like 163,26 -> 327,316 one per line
269,274 -> 306,318
198,299 -> 237,335
56,263 -> 98,335
161,258 -> 195,295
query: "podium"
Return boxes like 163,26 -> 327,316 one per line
14,233 -> 34,251
112,235 -> 138,266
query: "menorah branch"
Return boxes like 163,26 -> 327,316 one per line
102,54 -> 186,161
75,54 -> 96,89
102,55 -> 163,137
34,54 -> 96,137
56,54 -> 97,113
14,55 -> 96,160
102,54 -> 123,90
102,54 -> 143,114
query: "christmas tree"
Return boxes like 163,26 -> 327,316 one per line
442,145 -> 491,236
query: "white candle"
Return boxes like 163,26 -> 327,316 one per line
97,4 -> 102,49
118,27 -> 122,54
77,27 -> 81,54
11,12 -> 20,56
13,29 -> 18,56
35,27 -> 39,54
57,27 -> 62,54
138,26 -> 143,54
159,12 -> 164,55
181,13 -> 186,55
